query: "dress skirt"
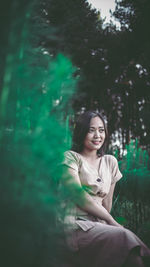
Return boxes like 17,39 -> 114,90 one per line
65,218 -> 150,267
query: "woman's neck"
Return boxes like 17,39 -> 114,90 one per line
80,149 -> 98,160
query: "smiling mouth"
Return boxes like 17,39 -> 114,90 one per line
92,141 -> 102,145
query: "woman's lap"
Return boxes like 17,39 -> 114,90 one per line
66,221 -> 150,267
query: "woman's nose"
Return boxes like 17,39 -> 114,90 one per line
94,130 -> 100,137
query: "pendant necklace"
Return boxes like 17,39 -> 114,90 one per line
96,157 -> 103,183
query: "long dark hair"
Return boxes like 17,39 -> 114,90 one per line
71,111 -> 108,156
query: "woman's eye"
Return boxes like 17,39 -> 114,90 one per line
88,129 -> 105,133
89,128 -> 94,133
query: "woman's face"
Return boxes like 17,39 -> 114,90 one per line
83,116 -> 106,152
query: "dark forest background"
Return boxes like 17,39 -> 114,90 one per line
35,0 -> 150,156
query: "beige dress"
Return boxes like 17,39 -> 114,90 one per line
63,150 -> 150,267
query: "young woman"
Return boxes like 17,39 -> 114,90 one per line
63,111 -> 150,267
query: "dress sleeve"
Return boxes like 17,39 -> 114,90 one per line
110,155 -> 123,184
63,150 -> 80,172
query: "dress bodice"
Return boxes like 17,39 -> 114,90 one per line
62,150 -> 122,229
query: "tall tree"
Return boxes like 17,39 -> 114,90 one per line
110,0 -> 150,149
37,0 -> 115,110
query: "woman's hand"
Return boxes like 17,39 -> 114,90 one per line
108,217 -> 124,228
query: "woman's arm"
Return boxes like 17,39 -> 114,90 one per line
102,183 -> 116,213
65,167 -> 122,227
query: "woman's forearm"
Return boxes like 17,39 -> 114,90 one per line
77,191 -> 116,225
102,198 -> 112,213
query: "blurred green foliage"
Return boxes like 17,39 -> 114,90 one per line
0,1 -> 79,266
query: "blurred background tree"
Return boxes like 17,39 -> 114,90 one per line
36,0 -> 150,155
111,0 -> 150,151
